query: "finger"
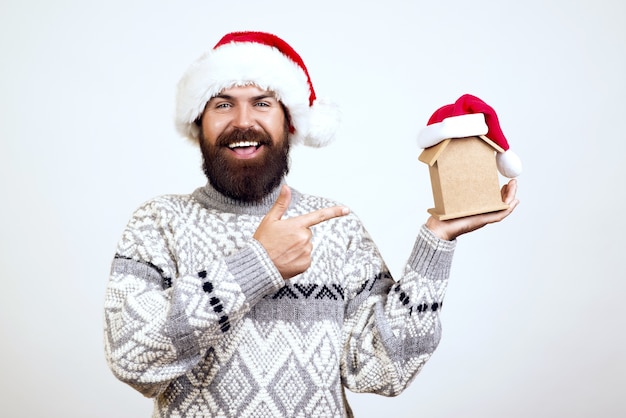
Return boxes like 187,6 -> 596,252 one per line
485,198 -> 520,224
265,185 -> 291,221
295,205 -> 350,228
502,179 -> 518,204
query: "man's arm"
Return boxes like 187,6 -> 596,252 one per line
340,180 -> 519,395
104,198 -> 284,397
339,222 -> 455,395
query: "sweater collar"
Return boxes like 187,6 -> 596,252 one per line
191,179 -> 301,216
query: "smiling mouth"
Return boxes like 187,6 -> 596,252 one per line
227,141 -> 262,157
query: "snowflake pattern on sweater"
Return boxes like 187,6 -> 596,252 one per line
104,183 -> 456,417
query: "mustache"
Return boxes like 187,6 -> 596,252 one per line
216,128 -> 273,147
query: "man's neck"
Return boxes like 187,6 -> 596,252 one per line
191,179 -> 298,216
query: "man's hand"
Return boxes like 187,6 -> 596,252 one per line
254,185 -> 350,279
426,179 -> 520,241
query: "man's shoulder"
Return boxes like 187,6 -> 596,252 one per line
130,193 -> 198,218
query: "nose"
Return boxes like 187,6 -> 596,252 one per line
232,105 -> 254,129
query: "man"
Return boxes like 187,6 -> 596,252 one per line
104,31 -> 518,417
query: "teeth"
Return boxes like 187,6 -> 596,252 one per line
228,141 -> 259,149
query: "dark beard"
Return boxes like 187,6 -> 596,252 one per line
200,127 -> 290,202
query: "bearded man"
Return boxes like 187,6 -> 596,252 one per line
104,31 -> 518,417
197,87 -> 291,202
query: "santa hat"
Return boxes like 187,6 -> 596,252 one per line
175,31 -> 340,147
417,94 -> 522,178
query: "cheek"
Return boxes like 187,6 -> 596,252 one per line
261,113 -> 288,140
201,121 -> 227,143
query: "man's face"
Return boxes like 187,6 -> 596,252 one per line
198,85 -> 290,202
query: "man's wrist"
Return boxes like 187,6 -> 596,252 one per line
425,217 -> 454,241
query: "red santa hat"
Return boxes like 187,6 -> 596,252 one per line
417,94 -> 522,178
175,31 -> 340,147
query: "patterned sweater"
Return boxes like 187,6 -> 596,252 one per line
104,182 -> 456,417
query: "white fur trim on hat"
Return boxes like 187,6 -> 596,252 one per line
417,113 -> 488,149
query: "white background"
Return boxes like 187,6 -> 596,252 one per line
1,0 -> 625,417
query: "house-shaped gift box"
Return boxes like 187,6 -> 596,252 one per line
417,95 -> 522,220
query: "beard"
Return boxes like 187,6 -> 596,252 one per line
200,126 -> 290,202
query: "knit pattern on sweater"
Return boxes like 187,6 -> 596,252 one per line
104,184 -> 456,417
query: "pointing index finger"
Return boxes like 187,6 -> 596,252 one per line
295,206 -> 351,228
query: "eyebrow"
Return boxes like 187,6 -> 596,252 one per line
211,93 -> 277,102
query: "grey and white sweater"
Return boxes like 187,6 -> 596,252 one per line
104,182 -> 456,417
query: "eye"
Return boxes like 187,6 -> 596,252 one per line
215,102 -> 232,109
254,101 -> 270,107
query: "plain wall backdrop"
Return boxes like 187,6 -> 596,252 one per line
1,0 -> 625,416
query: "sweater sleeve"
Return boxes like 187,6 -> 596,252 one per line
103,198 -> 284,397
340,222 -> 455,396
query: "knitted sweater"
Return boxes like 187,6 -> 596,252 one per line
104,182 -> 456,418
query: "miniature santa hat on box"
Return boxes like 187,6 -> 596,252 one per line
175,31 -> 340,147
417,94 -> 522,178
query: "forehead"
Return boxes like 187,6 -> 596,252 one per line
214,85 -> 278,99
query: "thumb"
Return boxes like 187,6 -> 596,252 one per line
265,185 -> 291,221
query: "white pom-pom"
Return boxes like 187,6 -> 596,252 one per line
496,150 -> 523,178
302,98 -> 341,147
